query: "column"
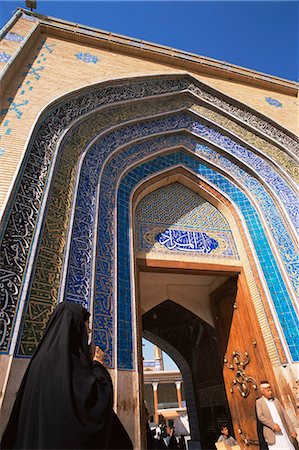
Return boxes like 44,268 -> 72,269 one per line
152,382 -> 159,424
175,380 -> 182,408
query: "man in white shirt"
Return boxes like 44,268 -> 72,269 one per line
256,381 -> 297,450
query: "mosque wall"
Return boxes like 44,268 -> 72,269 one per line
0,8 -> 298,447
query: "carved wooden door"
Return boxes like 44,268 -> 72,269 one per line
210,273 -> 277,450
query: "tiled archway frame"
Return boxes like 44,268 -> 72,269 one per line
17,97 -> 298,357
20,118 -> 293,365
61,110 -> 298,322
1,75 -> 298,355
9,115 -> 299,362
93,142 -> 298,368
62,114 -> 297,309
16,96 -> 195,356
22,116 -> 298,368
138,168 -> 291,368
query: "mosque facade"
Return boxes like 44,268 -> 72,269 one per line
0,8 -> 298,449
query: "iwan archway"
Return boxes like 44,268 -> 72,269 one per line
135,175 -> 285,449
0,74 -> 298,449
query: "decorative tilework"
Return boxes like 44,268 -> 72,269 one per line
64,128 -> 298,366
156,228 -> 220,253
116,151 -> 299,366
66,116 -> 297,299
17,80 -> 33,97
17,98 -> 192,356
135,182 -> 238,258
136,182 -> 231,229
3,32 -> 24,42
54,109 -> 299,368
192,104 -> 298,182
138,223 -> 236,257
37,40 -> 56,54
265,97 -> 283,108
75,52 -> 99,64
0,52 -> 11,63
191,120 -> 298,230
0,40 -> 55,179
0,98 -> 29,119
22,63 -> 45,80
21,91 -> 297,357
1,75 -> 297,356
66,129 -> 298,317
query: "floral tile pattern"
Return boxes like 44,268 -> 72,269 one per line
265,97 -> 283,108
75,52 -> 99,64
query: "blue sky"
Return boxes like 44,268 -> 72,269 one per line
142,338 -> 178,370
0,1 -> 298,81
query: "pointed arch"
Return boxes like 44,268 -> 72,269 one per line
0,75 -> 297,371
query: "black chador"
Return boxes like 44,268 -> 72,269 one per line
1,302 -> 132,450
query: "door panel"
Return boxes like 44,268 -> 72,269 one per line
211,273 -> 276,450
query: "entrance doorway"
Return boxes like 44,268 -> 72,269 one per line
138,263 -> 276,449
142,340 -> 190,447
139,267 -> 232,449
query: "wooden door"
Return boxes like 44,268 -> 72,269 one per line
210,272 -> 277,450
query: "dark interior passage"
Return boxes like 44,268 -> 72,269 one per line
142,299 -> 234,449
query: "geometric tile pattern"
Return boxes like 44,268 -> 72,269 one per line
135,183 -> 238,258
75,132 -> 296,366
16,93 -> 297,356
17,98 -> 192,356
20,129 -> 299,364
0,40 -> 55,163
192,104 -> 298,182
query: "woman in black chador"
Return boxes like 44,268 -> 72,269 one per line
1,301 -> 133,450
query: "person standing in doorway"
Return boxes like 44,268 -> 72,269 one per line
256,381 -> 297,450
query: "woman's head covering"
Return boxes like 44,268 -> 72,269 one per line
1,301 -> 114,450
31,301 -> 92,368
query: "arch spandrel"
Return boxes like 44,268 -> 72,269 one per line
0,76 -> 297,377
